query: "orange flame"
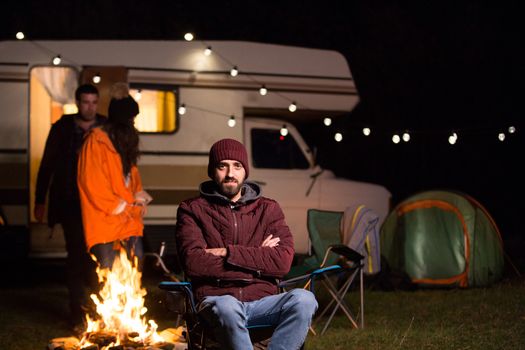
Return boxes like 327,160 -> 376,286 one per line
78,248 -> 164,349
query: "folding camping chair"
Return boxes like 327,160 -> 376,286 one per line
158,267 -> 340,349
285,208 -> 365,335
154,239 -> 340,349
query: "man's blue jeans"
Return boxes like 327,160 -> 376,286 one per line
199,288 -> 318,350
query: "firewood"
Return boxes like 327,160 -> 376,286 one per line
86,331 -> 117,346
108,345 -> 124,350
80,345 -> 99,350
47,336 -> 80,350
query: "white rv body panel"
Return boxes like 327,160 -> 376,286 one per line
0,40 -> 390,257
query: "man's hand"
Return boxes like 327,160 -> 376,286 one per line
262,234 -> 280,248
34,204 -> 46,223
205,248 -> 227,257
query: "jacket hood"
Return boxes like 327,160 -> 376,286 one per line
199,180 -> 261,206
89,127 -> 118,154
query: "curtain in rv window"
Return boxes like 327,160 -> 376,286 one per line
130,88 -> 177,133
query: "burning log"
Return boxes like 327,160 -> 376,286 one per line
86,331 -> 117,347
47,337 -> 80,350
80,345 -> 99,350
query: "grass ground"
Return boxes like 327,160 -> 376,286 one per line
0,259 -> 524,350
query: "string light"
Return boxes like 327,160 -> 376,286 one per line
448,132 -> 458,145
228,115 -> 236,127
178,103 -> 186,115
280,124 -> 288,136
92,73 -> 101,84
134,89 -> 142,101
52,55 -> 61,65
20,37 -> 519,148
196,39 -> 307,112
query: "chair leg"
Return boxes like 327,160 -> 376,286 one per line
321,274 -> 359,334
313,270 -> 357,321
313,268 -> 362,335
359,267 -> 364,329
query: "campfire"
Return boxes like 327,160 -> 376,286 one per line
48,249 -> 185,350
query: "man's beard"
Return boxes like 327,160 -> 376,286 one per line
219,178 -> 243,199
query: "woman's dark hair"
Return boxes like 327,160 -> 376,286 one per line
104,120 -> 139,176
105,83 -> 140,176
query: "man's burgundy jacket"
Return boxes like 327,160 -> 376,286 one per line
175,181 -> 295,303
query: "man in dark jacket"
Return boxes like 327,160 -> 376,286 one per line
175,138 -> 318,350
34,83 -> 106,330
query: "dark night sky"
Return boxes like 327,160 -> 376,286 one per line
2,1 -> 524,264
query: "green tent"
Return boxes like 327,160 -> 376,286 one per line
380,190 -> 504,287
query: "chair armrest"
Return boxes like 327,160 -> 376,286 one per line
159,281 -> 192,291
328,244 -> 364,263
279,264 -> 342,289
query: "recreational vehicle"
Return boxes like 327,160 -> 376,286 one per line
0,40 -> 391,257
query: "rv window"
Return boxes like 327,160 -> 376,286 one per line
251,129 -> 309,169
130,88 -> 177,133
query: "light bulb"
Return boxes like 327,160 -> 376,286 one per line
323,117 -> 332,126
52,55 -> 62,65
363,127 -> 371,136
228,116 -> 236,127
288,102 -> 297,112
204,46 -> 212,56
184,33 -> 194,41
498,133 -> 505,141
92,74 -> 101,84
259,85 -> 267,96
448,132 -> 458,145
178,104 -> 186,115
402,132 -> 410,142
230,66 -> 239,77
334,133 -> 343,142
16,32 -> 25,40
134,90 -> 142,101
392,134 -> 400,144
508,126 -> 516,134
280,125 -> 288,136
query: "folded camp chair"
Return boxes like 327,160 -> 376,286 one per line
340,205 -> 381,275
285,208 -> 365,335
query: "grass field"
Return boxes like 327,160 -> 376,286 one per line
0,259 -> 523,350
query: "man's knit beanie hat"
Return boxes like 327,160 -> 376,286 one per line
208,138 -> 249,179
108,82 -> 139,123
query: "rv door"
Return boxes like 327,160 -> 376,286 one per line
244,118 -> 321,254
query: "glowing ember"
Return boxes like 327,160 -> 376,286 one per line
77,248 -> 165,349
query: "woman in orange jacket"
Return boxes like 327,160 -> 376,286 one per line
77,83 -> 152,270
